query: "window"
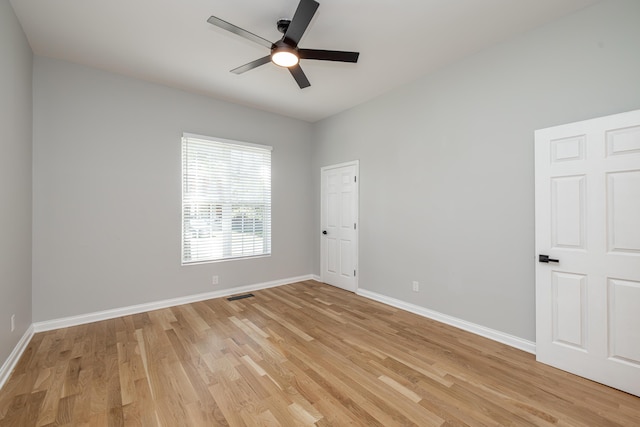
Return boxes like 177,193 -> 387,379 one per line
181,133 -> 272,264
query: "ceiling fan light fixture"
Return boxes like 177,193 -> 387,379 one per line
208,0 -> 359,88
271,46 -> 299,67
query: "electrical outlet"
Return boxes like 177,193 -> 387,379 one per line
212,275 -> 219,286
412,281 -> 419,292
10,314 -> 15,332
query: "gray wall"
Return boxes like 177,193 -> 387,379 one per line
32,57 -> 313,322
0,0 -> 33,364
311,0 -> 640,341
10,0 -> 640,345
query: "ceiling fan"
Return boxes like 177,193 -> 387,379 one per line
207,0 -> 360,89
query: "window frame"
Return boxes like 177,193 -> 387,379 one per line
181,132 -> 272,265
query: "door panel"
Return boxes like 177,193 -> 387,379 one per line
607,171 -> 640,252
551,272 -> 587,350
550,176 -> 586,249
551,135 -> 585,162
535,109 -> 640,397
321,162 -> 358,292
340,240 -> 352,277
606,125 -> 640,156
608,278 -> 640,366
327,239 -> 337,274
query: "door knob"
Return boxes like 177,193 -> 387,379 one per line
539,254 -> 559,263
322,230 -> 327,235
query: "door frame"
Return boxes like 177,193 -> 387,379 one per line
320,160 -> 359,291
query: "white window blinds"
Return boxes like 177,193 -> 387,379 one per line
182,133 -> 272,264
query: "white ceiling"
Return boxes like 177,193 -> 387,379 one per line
11,0 -> 600,122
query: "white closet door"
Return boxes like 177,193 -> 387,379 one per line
321,162 -> 358,292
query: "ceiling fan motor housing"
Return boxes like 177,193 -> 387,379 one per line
277,19 -> 291,34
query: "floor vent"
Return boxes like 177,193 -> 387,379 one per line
227,293 -> 255,301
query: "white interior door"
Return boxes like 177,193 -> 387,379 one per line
535,109 -> 640,396
321,161 -> 358,292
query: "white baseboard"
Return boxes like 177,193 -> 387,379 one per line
0,324 -> 35,391
33,274 -> 317,333
356,288 -> 536,354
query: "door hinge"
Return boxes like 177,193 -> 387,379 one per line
354,223 -> 357,230
354,270 -> 356,277
354,176 -> 357,183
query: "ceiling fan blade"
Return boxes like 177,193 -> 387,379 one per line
207,16 -> 273,49
298,49 -> 359,63
289,65 -> 311,89
283,0 -> 319,47
231,56 -> 272,74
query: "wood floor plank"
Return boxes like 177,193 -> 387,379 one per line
2,280 -> 639,426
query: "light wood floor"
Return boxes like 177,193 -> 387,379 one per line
1,281 -> 638,426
